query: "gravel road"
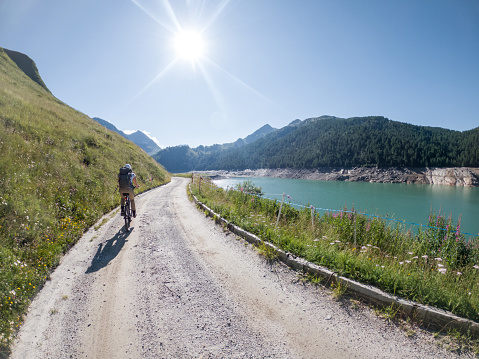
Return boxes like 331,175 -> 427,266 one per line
11,178 -> 472,358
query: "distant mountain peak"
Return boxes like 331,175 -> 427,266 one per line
243,124 -> 276,144
125,130 -> 161,155
92,117 -> 161,156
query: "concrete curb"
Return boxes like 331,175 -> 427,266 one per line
191,193 -> 479,338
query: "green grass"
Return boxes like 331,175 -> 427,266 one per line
190,177 -> 479,324
0,47 -> 170,355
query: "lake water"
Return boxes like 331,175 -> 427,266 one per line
213,177 -> 479,237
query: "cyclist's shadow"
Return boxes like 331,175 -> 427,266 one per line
85,228 -> 132,273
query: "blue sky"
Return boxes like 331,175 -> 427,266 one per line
1,0 -> 478,148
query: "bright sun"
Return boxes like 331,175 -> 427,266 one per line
173,30 -> 205,62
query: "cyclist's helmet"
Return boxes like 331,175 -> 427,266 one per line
125,164 -> 132,170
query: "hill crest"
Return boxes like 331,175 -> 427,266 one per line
3,48 -> 51,93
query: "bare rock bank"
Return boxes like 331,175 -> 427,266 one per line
202,167 -> 479,187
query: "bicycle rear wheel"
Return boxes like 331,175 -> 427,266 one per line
124,199 -> 131,231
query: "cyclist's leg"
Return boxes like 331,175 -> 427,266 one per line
129,191 -> 136,212
119,188 -> 127,215
125,188 -> 136,217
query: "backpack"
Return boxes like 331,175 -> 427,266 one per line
118,166 -> 132,188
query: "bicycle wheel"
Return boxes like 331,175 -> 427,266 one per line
124,199 -> 131,231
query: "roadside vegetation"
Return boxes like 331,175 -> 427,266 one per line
0,47 -> 170,355
190,177 -> 479,325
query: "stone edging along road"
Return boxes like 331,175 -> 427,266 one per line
191,193 -> 479,339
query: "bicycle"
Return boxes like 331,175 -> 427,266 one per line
122,192 -> 133,232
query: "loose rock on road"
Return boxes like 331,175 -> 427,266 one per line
11,178 -> 470,358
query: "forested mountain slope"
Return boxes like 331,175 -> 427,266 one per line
154,116 -> 479,172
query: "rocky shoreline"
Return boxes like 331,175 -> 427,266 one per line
201,167 -> 479,187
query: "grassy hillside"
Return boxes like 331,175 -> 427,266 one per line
155,116 -> 479,172
0,47 -> 170,354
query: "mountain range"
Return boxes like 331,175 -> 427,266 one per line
92,117 -> 161,156
153,116 -> 479,173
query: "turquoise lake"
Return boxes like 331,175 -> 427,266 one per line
213,177 -> 479,238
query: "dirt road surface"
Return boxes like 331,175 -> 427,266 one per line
11,178 -> 470,358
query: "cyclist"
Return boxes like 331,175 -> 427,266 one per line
118,164 -> 140,217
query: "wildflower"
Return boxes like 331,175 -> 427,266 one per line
438,268 -> 447,274
408,252 -> 413,255
376,264 -> 379,267
434,258 -> 443,261
457,272 -> 462,276
412,256 -> 418,259
381,266 -> 385,268
399,262 -> 404,265
421,255 -> 428,259
473,265 -> 479,270
438,264 -> 444,268
405,260 -> 411,263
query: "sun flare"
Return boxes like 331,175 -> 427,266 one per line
173,30 -> 205,62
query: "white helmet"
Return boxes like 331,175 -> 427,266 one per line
125,164 -> 132,170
